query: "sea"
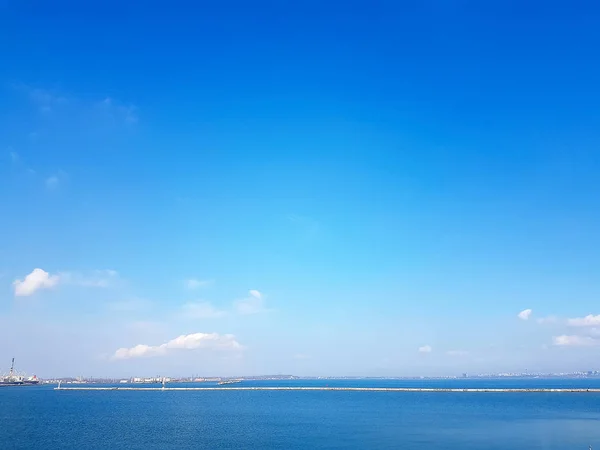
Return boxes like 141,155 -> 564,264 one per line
2,378 -> 600,449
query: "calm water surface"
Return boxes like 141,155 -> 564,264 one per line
2,379 -> 600,449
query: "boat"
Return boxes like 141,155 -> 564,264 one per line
0,358 -> 39,386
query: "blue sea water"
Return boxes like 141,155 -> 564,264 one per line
2,379 -> 600,449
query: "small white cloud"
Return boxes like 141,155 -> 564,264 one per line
185,279 -> 212,290
13,268 -> 60,297
418,345 -> 432,353
567,314 -> 600,327
112,332 -> 242,359
181,302 -> 226,319
552,335 -> 599,347
517,309 -> 533,321
446,350 -> 468,357
293,353 -> 311,360
235,290 -> 267,315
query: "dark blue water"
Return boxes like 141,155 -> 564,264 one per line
2,379 -> 600,449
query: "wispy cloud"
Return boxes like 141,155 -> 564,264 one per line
96,97 -> 138,124
15,84 -> 138,125
234,289 -> 268,315
13,268 -> 120,297
517,309 -> 532,321
59,269 -> 120,288
567,314 -> 600,327
45,175 -> 59,189
293,353 -> 311,360
7,149 -> 36,175
446,350 -> 468,357
536,316 -> 558,324
185,278 -> 213,290
418,345 -> 432,353
181,301 -> 226,319
13,268 -> 60,297
20,85 -> 68,113
552,335 -> 599,347
112,332 -> 242,359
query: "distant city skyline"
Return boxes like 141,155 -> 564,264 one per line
2,1 -> 600,378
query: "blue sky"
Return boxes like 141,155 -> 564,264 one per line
1,0 -> 600,377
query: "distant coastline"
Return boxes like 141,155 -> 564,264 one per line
55,386 -> 600,393
39,371 -> 600,385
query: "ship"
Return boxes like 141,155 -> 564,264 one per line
0,358 -> 39,386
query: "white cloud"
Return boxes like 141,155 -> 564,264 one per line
293,353 -> 311,360
185,279 -> 212,290
13,268 -> 120,297
235,290 -> 267,315
517,309 -> 532,320
13,268 -> 60,296
446,350 -> 468,357
567,314 -> 600,327
418,345 -> 432,353
552,335 -> 599,347
112,332 -> 242,359
181,302 -> 226,319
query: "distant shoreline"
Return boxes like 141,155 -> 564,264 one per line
54,386 -> 600,393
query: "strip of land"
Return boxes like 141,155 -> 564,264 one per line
54,387 -> 600,392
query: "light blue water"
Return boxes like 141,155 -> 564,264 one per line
2,379 -> 600,449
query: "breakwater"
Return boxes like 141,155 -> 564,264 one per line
54,386 -> 600,393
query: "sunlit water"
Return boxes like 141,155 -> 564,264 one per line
2,379 -> 600,449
